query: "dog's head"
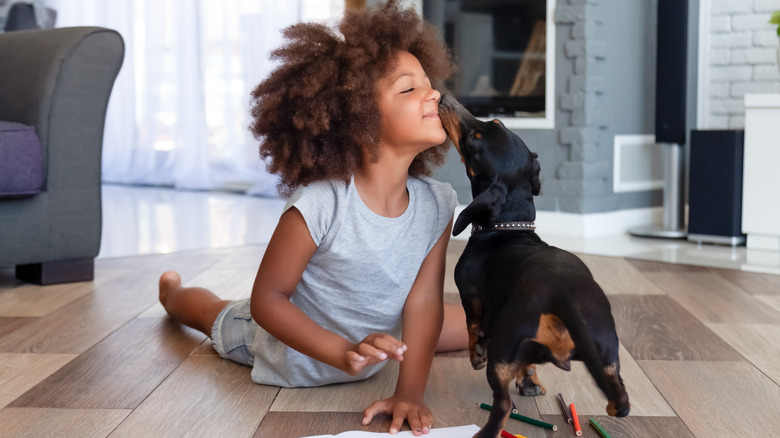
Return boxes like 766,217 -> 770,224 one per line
439,95 -> 541,236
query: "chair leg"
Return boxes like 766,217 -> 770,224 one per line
16,258 -> 94,285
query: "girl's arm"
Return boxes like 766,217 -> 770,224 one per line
362,218 -> 453,435
250,207 -> 405,375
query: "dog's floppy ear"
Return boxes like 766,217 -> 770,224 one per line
453,178 -> 508,236
530,152 -> 541,196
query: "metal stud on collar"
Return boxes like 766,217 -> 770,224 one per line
472,221 -> 536,233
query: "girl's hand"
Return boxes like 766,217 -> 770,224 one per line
361,395 -> 433,436
345,333 -> 407,376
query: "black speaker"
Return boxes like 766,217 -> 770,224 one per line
655,0 -> 688,145
687,130 -> 746,245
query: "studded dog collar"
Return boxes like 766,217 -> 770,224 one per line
472,221 -> 536,233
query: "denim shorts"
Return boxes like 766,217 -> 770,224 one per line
212,298 -> 256,367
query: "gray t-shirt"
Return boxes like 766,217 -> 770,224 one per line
248,175 -> 457,387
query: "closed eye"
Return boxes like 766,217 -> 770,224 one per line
401,88 -> 414,94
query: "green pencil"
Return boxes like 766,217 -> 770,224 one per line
477,402 -> 557,431
589,418 -> 611,438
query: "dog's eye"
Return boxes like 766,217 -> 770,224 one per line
475,132 -> 482,139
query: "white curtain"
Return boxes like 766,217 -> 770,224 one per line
49,0 -> 344,196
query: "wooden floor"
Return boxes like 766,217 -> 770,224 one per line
1,240 -> 780,438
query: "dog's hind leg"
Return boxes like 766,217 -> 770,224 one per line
603,361 -> 630,417
476,361 -> 519,438
587,312 -> 630,417
592,333 -> 630,416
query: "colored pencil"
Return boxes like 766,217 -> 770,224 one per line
500,430 -> 515,438
557,393 -> 573,423
589,418 -> 612,438
477,403 -> 557,431
569,403 -> 582,436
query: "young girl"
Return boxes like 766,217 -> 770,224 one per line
159,1 -> 467,435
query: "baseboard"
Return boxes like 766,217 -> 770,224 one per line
451,205 -> 663,240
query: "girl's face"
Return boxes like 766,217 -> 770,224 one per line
376,51 -> 446,154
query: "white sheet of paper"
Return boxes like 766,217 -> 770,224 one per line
300,424 -> 480,438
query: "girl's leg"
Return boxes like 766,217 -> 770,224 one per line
159,271 -> 232,337
436,303 -> 469,353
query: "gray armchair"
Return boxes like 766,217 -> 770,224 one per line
0,27 -> 124,284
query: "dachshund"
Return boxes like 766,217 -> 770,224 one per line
439,95 -> 630,438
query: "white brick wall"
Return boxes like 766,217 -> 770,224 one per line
703,0 -> 780,128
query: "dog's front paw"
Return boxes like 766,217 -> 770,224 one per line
469,341 -> 487,369
469,338 -> 488,370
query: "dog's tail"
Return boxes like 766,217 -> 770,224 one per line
555,298 -> 614,401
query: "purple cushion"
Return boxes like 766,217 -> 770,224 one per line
0,121 -> 43,198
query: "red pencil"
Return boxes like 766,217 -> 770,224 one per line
500,430 -> 515,438
570,403 -> 582,436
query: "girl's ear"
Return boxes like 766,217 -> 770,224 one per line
452,178 -> 508,236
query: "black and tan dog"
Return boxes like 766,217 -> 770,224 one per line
439,95 -> 630,438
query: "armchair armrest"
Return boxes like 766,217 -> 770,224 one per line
0,27 -> 124,281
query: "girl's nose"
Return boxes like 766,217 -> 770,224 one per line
429,88 -> 441,103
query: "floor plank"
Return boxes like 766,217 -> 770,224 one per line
608,295 -> 743,361
578,254 -> 666,295
644,271 -> 780,324
534,345 -> 675,417
0,316 -> 32,339
705,323 -> 780,386
109,355 -> 277,437
0,353 -> 76,408
0,280 -> 99,318
95,249 -> 230,279
0,268 -> 164,354
625,259 -> 709,273
756,294 -> 780,313
206,245 -> 266,272
714,268 -> 780,296
9,317 -> 204,409
638,360 -> 780,437
0,407 -> 130,438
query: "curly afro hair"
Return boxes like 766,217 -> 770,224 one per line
249,0 -> 454,197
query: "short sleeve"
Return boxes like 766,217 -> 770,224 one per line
282,181 -> 341,247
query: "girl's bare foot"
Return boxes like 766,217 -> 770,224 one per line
159,270 -> 182,309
